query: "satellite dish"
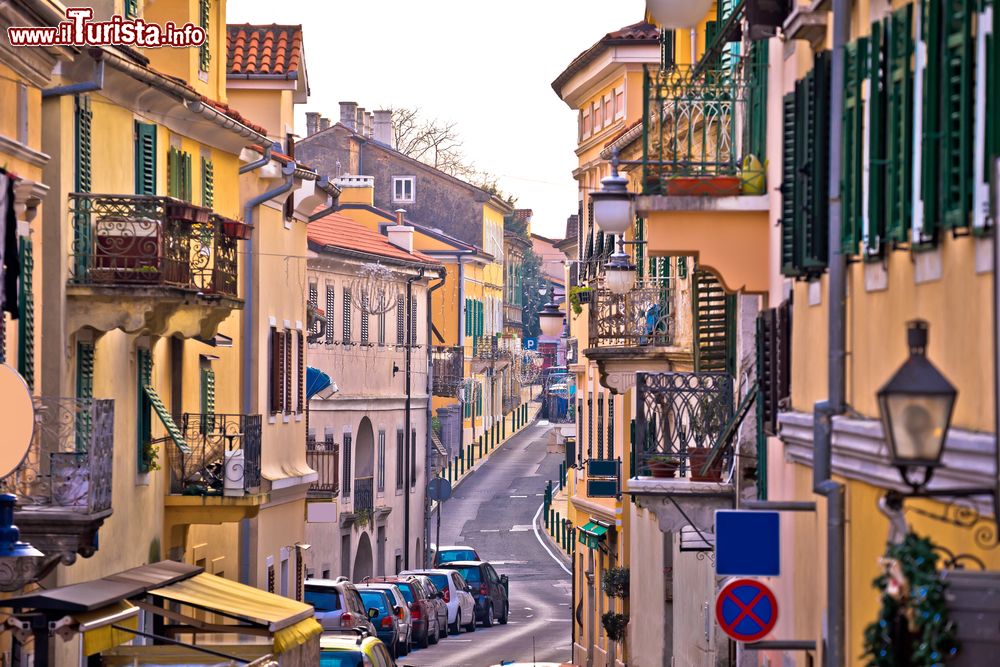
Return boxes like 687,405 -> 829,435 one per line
0,364 -> 34,480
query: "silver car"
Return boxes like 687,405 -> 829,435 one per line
400,573 -> 450,638
357,582 -> 413,655
401,568 -> 477,634
303,577 -> 376,635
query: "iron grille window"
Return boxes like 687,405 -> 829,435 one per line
342,288 -> 352,344
377,430 -> 386,491
342,432 -> 352,496
396,297 -> 405,345
308,283 -> 319,337
395,429 -> 404,489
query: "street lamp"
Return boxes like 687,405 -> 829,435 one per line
604,250 -> 636,296
877,320 -> 957,492
538,301 -> 565,338
645,0 -> 716,29
590,154 -> 635,236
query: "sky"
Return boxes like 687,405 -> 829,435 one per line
228,0 -> 648,239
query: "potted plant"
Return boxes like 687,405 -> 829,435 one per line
665,175 -> 742,197
647,454 -> 681,479
568,286 -> 593,316
219,217 -> 254,240
167,201 -> 210,224
602,567 -> 630,598
688,448 -> 724,482
601,611 -> 629,643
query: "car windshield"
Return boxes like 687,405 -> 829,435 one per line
395,583 -> 415,603
427,574 -> 449,591
451,566 -> 481,584
359,590 -> 389,614
438,549 -> 477,563
319,651 -> 363,667
304,589 -> 340,612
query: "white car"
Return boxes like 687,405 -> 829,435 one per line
400,568 -> 477,634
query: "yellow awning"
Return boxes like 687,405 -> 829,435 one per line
151,573 -> 314,632
273,618 -> 322,655
74,601 -> 139,656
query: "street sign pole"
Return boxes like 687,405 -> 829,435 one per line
436,498 -> 441,561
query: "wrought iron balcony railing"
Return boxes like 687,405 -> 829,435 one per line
69,194 -> 240,297
166,413 -> 262,496
306,434 -> 340,498
354,476 -> 374,514
642,62 -> 766,196
635,372 -> 734,479
0,397 -> 113,514
432,345 -> 464,397
472,336 -> 515,362
589,281 -> 674,349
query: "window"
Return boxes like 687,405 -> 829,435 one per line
167,146 -> 193,201
378,311 -> 386,346
198,0 -> 211,72
296,330 -> 304,413
342,288 -> 352,344
137,347 -> 153,473
284,328 -> 293,414
392,176 -> 415,203
201,156 -> 214,209
124,0 -> 138,19
396,297 -> 405,345
410,428 -> 417,489
592,101 -> 602,131
308,283 -> 319,338
377,430 -> 386,491
134,121 -> 156,195
361,295 -> 370,345
342,431 -> 353,495
615,86 -> 625,120
395,429 -> 404,489
269,326 -> 285,414
325,285 -> 336,345
200,365 -> 215,415
582,109 -> 591,138
17,239 -> 34,390
603,94 -> 612,128
75,95 -> 93,193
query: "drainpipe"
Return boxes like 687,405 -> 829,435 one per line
240,142 -> 277,174
42,55 -> 104,98
425,270 -> 447,566
813,0 -> 849,664
457,256 -> 467,457
404,267 -> 426,569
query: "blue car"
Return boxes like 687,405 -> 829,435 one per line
357,588 -> 403,658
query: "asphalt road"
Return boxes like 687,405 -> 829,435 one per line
398,418 -> 573,667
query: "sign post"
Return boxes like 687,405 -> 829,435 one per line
715,578 -> 778,643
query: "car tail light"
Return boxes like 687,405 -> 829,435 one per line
381,615 -> 393,629
479,583 -> 489,597
409,602 -> 422,620
396,607 -> 405,620
443,588 -> 451,603
340,612 -> 353,627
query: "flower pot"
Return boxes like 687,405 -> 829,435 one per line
167,203 -> 210,224
648,460 -> 679,479
221,219 -> 254,240
688,448 -> 724,482
665,175 -> 742,197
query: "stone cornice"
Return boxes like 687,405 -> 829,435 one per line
0,135 -> 50,168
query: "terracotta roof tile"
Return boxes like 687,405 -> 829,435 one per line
552,20 -> 659,95
309,212 -> 437,265
199,96 -> 270,136
226,24 -> 303,79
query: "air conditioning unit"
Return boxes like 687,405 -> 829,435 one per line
225,449 -> 245,497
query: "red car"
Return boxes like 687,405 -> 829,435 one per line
365,576 -> 441,648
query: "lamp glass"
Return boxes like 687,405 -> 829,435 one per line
605,263 -> 636,295
879,392 -> 953,466
539,308 -> 564,338
646,0 -> 716,28
592,195 -> 633,236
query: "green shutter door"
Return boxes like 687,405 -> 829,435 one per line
868,21 -> 889,252
803,52 -> 831,272
202,157 -> 214,209
75,95 -> 92,193
886,6 -> 915,244
693,269 -> 732,373
841,39 -> 868,255
201,367 -> 215,415
135,122 -> 157,195
17,238 -> 33,391
941,0 -> 975,230
137,348 -> 153,473
780,92 -> 799,276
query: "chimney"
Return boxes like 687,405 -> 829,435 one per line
356,107 -> 366,136
319,116 -> 331,132
373,110 -> 392,147
366,112 -> 374,138
305,112 -> 320,136
387,209 -> 414,253
339,101 -> 358,131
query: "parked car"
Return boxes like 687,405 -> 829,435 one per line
356,587 -> 404,658
398,573 -> 449,638
319,631 -> 395,666
357,582 -> 412,657
365,576 -> 440,648
432,544 -> 481,566
439,561 -> 509,627
304,577 -> 377,635
399,568 -> 476,634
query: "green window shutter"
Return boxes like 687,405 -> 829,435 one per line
199,0 -> 211,72
17,238 -> 34,392
921,0 -> 944,240
167,146 -> 179,199
798,52 -> 831,273
941,0 -> 975,230
201,367 -> 215,415
747,41 -> 770,162
76,341 -> 95,452
868,21 -> 889,252
182,152 -> 193,202
886,6 -> 915,244
124,0 -> 138,19
780,91 -> 799,275
841,38 -> 868,256
988,0 -> 1000,180
134,122 -> 157,195
74,94 -> 92,193
201,157 -> 214,209
137,348 -> 153,473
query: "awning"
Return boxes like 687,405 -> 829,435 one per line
68,601 -> 139,656
306,367 -> 332,399
149,573 -> 321,653
144,384 -> 188,451
578,521 -> 610,550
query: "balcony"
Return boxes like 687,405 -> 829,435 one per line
306,434 -> 339,499
470,336 -> 513,373
2,397 -> 114,585
584,280 -> 691,394
66,194 -> 243,337
166,413 -> 262,497
354,477 -> 374,514
432,346 -> 464,397
637,63 -> 770,294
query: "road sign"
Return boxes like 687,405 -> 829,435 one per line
715,578 -> 778,643
427,477 -> 452,502
586,478 -> 618,498
715,510 -> 780,576
523,338 -> 538,351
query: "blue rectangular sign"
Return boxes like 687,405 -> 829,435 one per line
715,510 -> 780,576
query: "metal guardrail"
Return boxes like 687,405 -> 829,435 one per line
306,435 -> 339,498
69,194 -> 239,296
0,397 -> 114,513
635,372 -> 734,478
167,413 -> 262,496
354,476 -> 374,514
589,281 -> 674,348
432,345 -> 464,397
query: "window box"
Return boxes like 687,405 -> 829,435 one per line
664,175 -> 742,197
167,202 -> 209,224
220,218 -> 254,240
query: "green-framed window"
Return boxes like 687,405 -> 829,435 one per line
134,122 -> 157,195
198,0 -> 211,73
137,347 -> 153,473
201,157 -> 214,209
124,0 -> 139,19
167,146 -> 193,201
17,238 -> 34,391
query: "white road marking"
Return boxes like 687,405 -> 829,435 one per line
532,502 -> 572,575
535,493 -> 545,496
480,529 -> 500,533
510,525 -> 533,532
546,618 -> 572,622
510,494 -> 528,498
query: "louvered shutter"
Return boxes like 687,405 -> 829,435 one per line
201,367 -> 215,415
342,288 -> 352,344
270,327 -> 282,414
135,122 -> 157,195
325,285 -> 336,345
780,93 -> 799,275
167,147 -> 180,199
308,283 -> 319,337
396,296 -> 405,345
201,157 -> 214,209
297,331 -> 304,413
941,0 -> 975,230
75,95 -> 92,193
841,39 -> 868,255
361,296 -> 370,344
410,300 -> 417,345
597,394 -> 604,459
868,21 -> 889,252
803,52 -> 831,271
284,329 -> 292,414
988,0 -> 1000,182
886,6 -> 915,243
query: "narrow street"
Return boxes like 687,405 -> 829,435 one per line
399,419 -> 573,667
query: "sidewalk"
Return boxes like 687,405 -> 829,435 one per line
537,470 -> 575,562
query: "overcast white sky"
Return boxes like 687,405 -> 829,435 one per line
227,0 -> 648,239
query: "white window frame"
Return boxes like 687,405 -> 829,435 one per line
614,85 -> 626,120
392,176 -> 415,203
